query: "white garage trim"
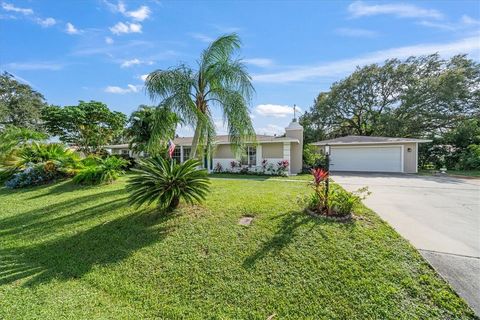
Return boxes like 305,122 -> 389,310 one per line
330,145 -> 404,173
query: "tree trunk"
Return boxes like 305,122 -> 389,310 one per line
190,122 -> 202,159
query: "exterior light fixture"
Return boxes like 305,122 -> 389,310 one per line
325,144 -> 330,156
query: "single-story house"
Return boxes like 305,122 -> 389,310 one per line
312,135 -> 432,173
106,119 -> 305,174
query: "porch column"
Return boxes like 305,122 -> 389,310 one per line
283,142 -> 291,175
256,145 -> 262,169
180,145 -> 184,163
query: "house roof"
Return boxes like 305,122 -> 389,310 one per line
311,135 -> 432,146
105,134 -> 298,149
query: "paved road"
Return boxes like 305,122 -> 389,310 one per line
332,172 -> 480,315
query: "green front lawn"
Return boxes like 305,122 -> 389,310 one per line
0,178 -> 475,319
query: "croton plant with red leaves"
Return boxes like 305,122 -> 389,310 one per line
311,168 -> 328,186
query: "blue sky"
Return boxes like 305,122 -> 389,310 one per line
1,0 -> 479,137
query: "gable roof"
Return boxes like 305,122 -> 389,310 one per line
311,135 -> 432,146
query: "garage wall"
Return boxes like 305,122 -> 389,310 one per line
319,143 -> 419,173
403,142 -> 417,173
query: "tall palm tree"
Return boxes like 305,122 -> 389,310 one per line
145,33 -> 255,158
126,105 -> 182,155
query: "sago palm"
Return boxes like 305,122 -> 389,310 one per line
145,33 -> 255,158
127,156 -> 210,211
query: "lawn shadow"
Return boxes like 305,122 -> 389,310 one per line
0,208 -> 174,287
0,189 -> 127,238
243,211 -> 356,268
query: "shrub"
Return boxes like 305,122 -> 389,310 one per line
303,144 -> 326,169
328,186 -> 370,217
309,168 -> 329,212
111,154 -> 136,170
277,160 -> 289,175
5,162 -> 65,188
127,156 -> 210,211
73,156 -> 127,185
214,162 -> 223,173
2,143 -> 80,187
458,144 -> 480,170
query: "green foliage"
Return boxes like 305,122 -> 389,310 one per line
0,72 -> 47,130
145,33 -> 255,158
127,156 -> 210,211
301,54 -> 479,141
459,144 -> 480,170
126,105 -> 182,155
0,126 -> 47,160
73,156 -> 128,185
1,143 -> 80,187
419,119 -> 480,170
303,143 -> 326,168
328,186 -> 370,216
41,101 -> 127,154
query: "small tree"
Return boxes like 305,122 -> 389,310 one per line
42,101 -> 127,154
125,105 -> 182,155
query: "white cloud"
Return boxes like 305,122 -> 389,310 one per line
348,1 -> 443,20
244,58 -> 274,68
65,22 -> 80,34
105,37 -> 114,44
253,36 -> 480,83
105,84 -> 141,94
5,62 -> 63,71
256,124 -> 285,136
105,1 -> 151,21
110,22 -> 142,34
124,5 -> 150,21
461,15 -> 480,26
419,15 -> 480,31
190,33 -> 214,43
121,58 -> 141,67
36,17 -> 56,27
120,58 -> 152,68
139,74 -> 148,81
335,27 -> 378,38
1,2 -> 33,15
256,104 -> 299,118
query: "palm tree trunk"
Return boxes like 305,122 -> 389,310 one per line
190,122 -> 202,159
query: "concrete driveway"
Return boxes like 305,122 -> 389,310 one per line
332,172 -> 480,314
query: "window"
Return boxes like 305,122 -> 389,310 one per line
183,147 -> 191,161
240,146 -> 256,167
121,149 -> 129,155
248,146 -> 256,167
172,147 -> 181,163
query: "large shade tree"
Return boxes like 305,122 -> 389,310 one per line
144,33 -> 255,158
0,72 -> 47,130
42,101 -> 127,154
300,54 -> 480,141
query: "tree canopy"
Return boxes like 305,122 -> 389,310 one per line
300,54 -> 480,170
125,105 -> 182,154
42,101 -> 127,154
300,54 -> 480,141
0,72 -> 47,130
145,33 -> 255,158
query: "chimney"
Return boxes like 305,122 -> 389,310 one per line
285,118 -> 304,174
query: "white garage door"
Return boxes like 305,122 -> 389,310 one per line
330,146 -> 403,172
